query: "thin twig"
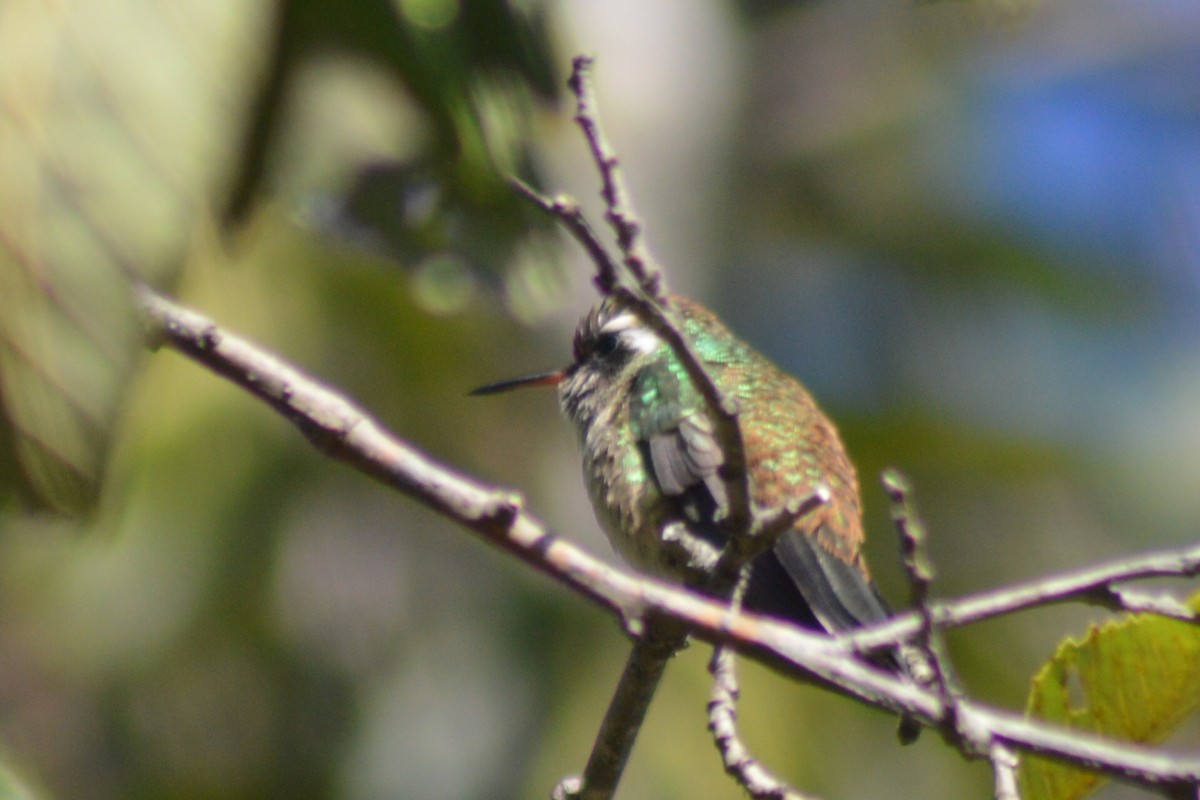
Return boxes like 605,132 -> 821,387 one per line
549,59 -> 834,797
510,165 -> 755,541
567,55 -> 661,298
735,487 -> 832,567
884,470 -> 936,613
708,569 -> 815,800
992,742 -> 1022,800
514,58 -> 769,799
508,176 -> 621,293
844,544 -> 1200,658
137,287 -> 1200,798
1096,587 -> 1195,621
884,469 -> 957,745
709,647 -> 815,800
558,56 -> 764,798
555,617 -> 689,800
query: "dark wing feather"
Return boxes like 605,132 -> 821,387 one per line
772,529 -> 893,632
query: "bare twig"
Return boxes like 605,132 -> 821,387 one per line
702,492 -> 831,799
531,55 -> 1200,799
563,495 -> 827,799
567,55 -> 662,299
511,172 -> 757,541
885,470 -> 936,613
559,56 -> 763,796
708,569 -> 815,800
884,470 -> 957,745
137,287 -> 1200,798
508,176 -> 621,293
512,62 -> 777,798
845,544 -> 1200,658
555,617 -> 689,800
732,487 -> 832,568
1094,586 -> 1195,621
992,742 -> 1022,800
709,646 -> 815,800
513,58 -> 777,798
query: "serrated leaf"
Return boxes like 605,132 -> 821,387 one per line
0,0 -> 269,513
1019,594 -> 1200,800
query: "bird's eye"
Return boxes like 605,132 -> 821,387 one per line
594,332 -> 620,359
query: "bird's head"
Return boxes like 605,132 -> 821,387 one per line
470,295 -> 667,434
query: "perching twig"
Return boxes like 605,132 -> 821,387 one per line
555,616 -> 689,800
136,54 -> 1200,800
137,287 -> 1200,798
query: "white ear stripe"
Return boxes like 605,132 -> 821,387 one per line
599,312 -> 638,333
600,312 -> 661,355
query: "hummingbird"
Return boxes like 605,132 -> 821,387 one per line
474,293 -> 919,736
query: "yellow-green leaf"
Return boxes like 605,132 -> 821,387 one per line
1020,594 -> 1200,800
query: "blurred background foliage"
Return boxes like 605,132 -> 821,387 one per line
1,0 -> 1199,798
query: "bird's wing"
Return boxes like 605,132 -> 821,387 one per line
629,364 -> 728,518
644,415 -> 727,508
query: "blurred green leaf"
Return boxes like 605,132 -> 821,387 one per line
0,0 -> 270,513
228,0 -> 563,320
0,0 -> 561,515
0,760 -> 41,800
1019,594 -> 1200,800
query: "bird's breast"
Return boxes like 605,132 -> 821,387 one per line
577,407 -> 680,574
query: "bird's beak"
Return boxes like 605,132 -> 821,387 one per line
469,369 -> 566,396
